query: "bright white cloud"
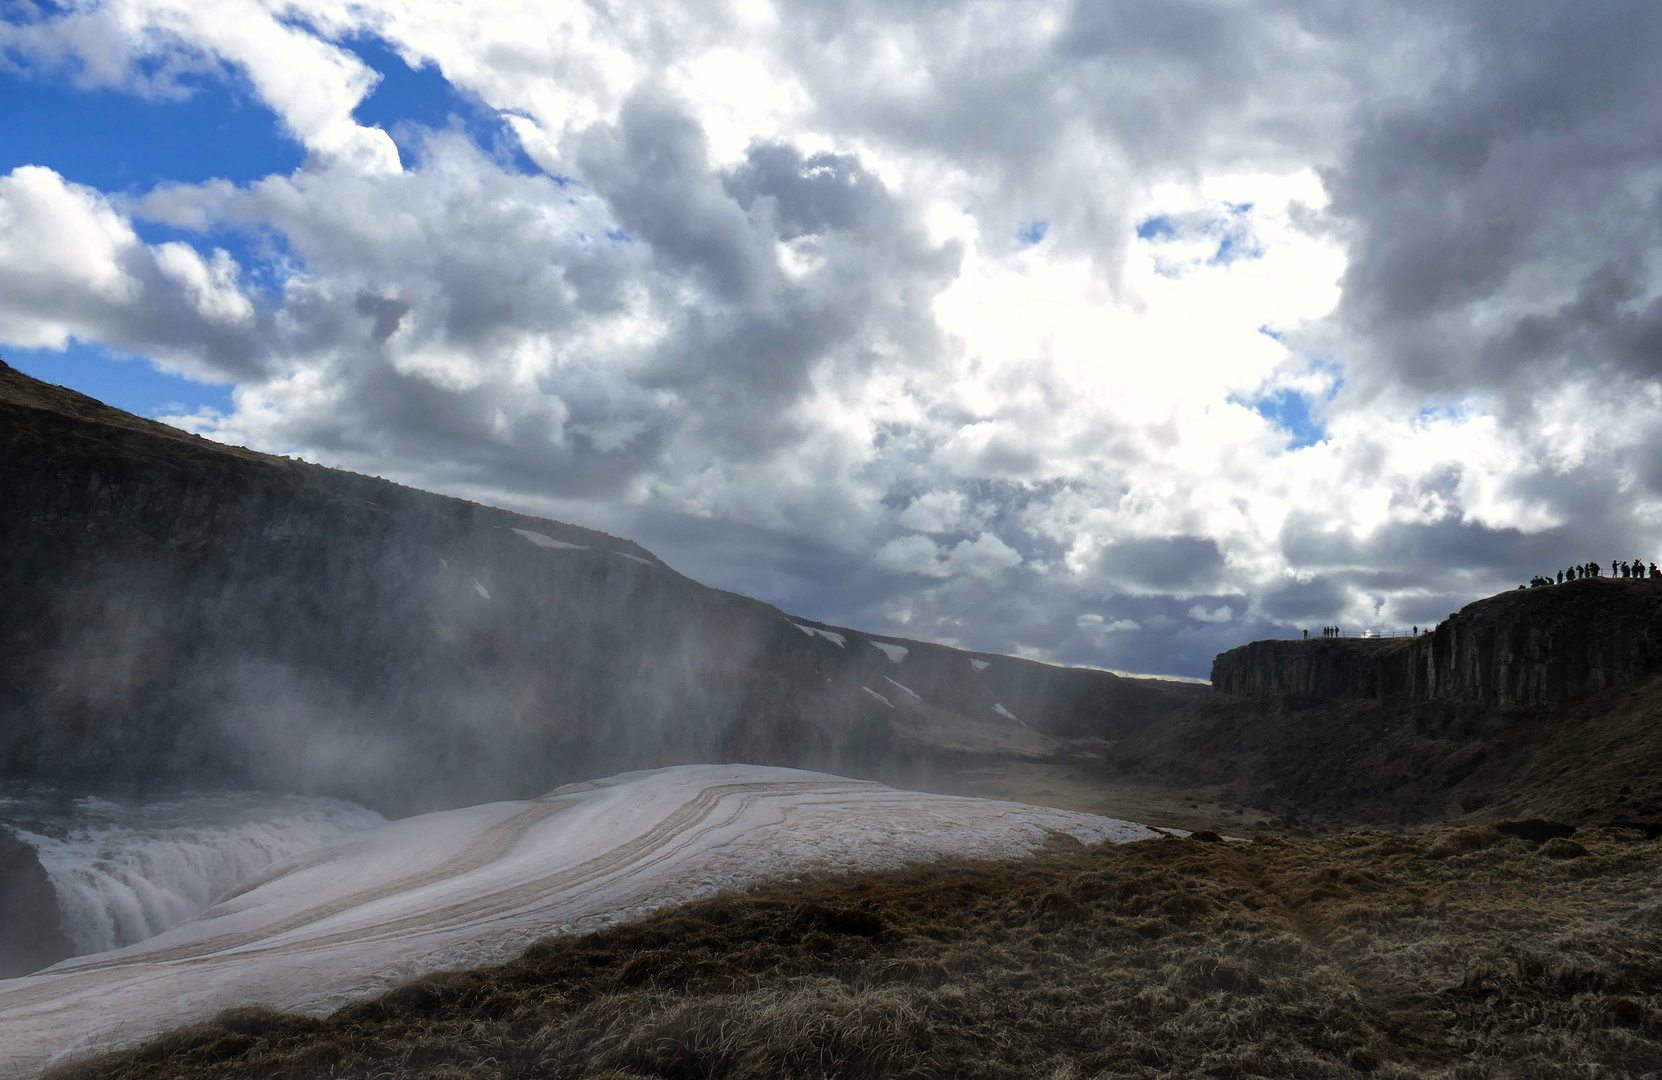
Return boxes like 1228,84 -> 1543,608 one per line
0,165 -> 259,377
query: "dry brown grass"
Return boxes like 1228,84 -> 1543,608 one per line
50,825 -> 1662,1080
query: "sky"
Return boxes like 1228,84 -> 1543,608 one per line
4,0 -> 1661,679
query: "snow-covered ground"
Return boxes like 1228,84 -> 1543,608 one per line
0,764 -> 1162,1075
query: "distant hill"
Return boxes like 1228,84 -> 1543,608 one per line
1115,579 -> 1662,829
0,360 -> 1202,814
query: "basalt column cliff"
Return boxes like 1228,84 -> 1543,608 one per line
1211,580 -> 1662,706
1118,580 -> 1662,829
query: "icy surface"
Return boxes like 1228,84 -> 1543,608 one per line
971,659 -> 990,672
0,765 -> 1159,1075
471,578 -> 491,600
993,703 -> 1022,724
511,528 -> 588,551
862,686 -> 894,707
871,641 -> 909,663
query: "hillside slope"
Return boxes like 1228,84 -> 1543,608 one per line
0,361 -> 1201,813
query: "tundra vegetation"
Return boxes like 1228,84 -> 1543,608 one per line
51,823 -> 1662,1080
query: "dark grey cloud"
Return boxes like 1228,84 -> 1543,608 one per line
578,93 -> 766,305
724,144 -> 895,240
1323,1 -> 1662,396
1094,536 -> 1225,592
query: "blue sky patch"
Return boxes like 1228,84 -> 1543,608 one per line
1206,203 -> 1263,265
346,37 -> 538,175
6,341 -> 234,419
1210,230 -> 1263,265
0,60 -> 302,192
1135,215 -> 1175,240
1234,387 -> 1327,449
1017,220 -> 1048,245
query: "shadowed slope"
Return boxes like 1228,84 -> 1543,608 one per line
0,360 -> 1201,815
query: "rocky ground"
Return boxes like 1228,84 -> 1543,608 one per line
50,823 -> 1662,1080
923,761 -> 1278,836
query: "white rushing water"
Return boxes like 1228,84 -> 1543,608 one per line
0,787 -> 385,955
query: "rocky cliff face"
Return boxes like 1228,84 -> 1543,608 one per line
0,828 -> 73,978
0,362 -> 1201,814
1212,580 -> 1662,706
1210,637 -> 1413,699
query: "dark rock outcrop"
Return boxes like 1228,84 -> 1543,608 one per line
0,361 -> 1202,814
1212,580 -> 1662,706
0,828 -> 73,978
1210,637 -> 1411,699
1122,581 -> 1662,830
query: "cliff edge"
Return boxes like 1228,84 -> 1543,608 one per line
1117,581 -> 1662,831
1211,578 -> 1662,705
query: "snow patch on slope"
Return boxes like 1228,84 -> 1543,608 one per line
862,686 -> 894,708
970,659 -> 990,672
511,528 -> 588,551
870,641 -> 909,663
882,676 -> 922,700
792,624 -> 846,646
993,703 -> 1022,725
0,765 -> 1161,1074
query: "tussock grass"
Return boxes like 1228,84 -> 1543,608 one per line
51,825 -> 1662,1079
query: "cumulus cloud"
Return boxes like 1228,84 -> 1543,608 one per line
0,165 -> 260,377
5,0 -> 1662,676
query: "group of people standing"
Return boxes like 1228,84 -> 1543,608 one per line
1527,559 -> 1659,588
1303,624 -> 1430,639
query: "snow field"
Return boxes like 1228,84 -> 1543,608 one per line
0,765 -> 1160,1075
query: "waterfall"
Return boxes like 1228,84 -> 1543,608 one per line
1,788 -> 383,956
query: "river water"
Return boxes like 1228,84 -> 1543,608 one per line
0,784 -> 384,956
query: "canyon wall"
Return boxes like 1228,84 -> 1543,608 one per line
0,362 -> 1202,814
1212,579 -> 1662,705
